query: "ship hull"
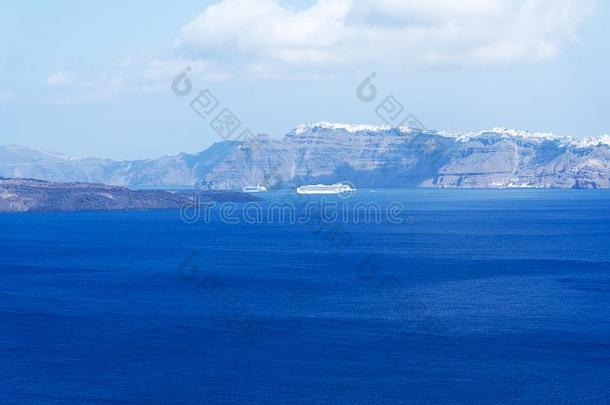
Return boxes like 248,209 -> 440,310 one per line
243,186 -> 267,193
296,184 -> 354,195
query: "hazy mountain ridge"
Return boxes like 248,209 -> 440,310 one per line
0,141 -> 239,187
3,123 -> 610,189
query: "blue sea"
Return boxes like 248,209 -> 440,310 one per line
1,189 -> 610,404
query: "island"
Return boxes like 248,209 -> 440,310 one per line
0,178 -> 258,212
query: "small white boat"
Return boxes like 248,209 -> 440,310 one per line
296,183 -> 354,195
242,185 -> 267,193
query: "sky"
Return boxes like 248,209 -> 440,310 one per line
1,0 -> 609,160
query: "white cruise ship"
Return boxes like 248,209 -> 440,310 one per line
242,185 -> 267,193
296,183 -> 354,195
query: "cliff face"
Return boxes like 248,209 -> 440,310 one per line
200,124 -> 610,190
2,123 -> 610,190
0,178 -> 256,212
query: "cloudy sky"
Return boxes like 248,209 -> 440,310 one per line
1,0 -> 608,159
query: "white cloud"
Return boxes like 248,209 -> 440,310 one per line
142,59 -> 229,82
178,0 -> 595,77
43,57 -> 232,103
45,71 -> 123,105
142,60 -> 209,82
137,59 -> 230,94
46,72 -> 74,87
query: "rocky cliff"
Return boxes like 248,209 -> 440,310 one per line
2,123 -> 610,190
200,123 -> 610,190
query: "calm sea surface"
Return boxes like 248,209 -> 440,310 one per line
1,189 -> 610,404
